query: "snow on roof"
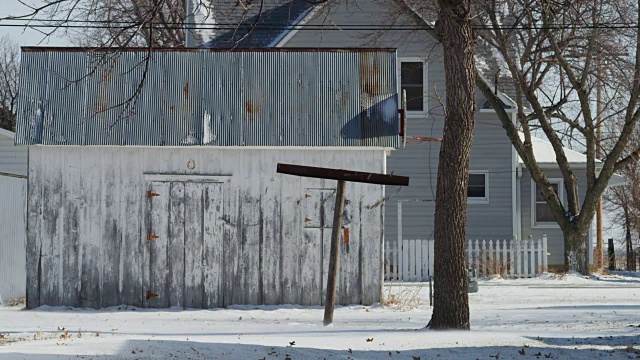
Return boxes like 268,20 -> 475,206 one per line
518,132 -> 597,165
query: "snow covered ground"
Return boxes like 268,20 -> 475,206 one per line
1,273 -> 639,359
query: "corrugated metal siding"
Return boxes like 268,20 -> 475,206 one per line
0,175 -> 27,303
16,50 -> 399,147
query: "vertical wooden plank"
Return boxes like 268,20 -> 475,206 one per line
222,184 -> 240,307
148,181 -> 170,308
62,149 -> 82,307
543,234 -> 548,272
40,149 -> 63,306
402,239 -> 409,281
340,192 -> 361,304
524,240 -> 529,278
421,240 -> 429,280
502,240 -> 508,278
429,239 -> 435,278
26,148 -> 42,308
415,240 -> 423,281
473,240 -> 479,273
279,152 -> 301,305
260,151 -> 281,305
466,239 -> 471,271
120,148 -> 143,307
481,240 -> 487,277
168,182 -> 185,307
101,149 -> 121,308
321,224 -> 332,305
79,149 -> 101,308
184,182 -> 204,308
384,239 -> 390,281
509,239 -> 515,278
360,178 -> 383,304
529,239 -> 535,277
537,238 -> 543,276
240,152 -> 261,305
203,182 -> 224,308
301,228 -> 322,305
409,239 -> 417,281
320,187 -> 332,303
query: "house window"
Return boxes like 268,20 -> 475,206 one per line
400,60 -> 426,112
467,172 -> 488,203
534,180 -> 562,226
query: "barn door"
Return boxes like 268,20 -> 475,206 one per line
146,180 -> 224,308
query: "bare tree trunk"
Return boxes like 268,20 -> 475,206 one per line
563,228 -> 590,274
428,0 -> 474,330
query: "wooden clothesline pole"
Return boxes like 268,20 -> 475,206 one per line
277,163 -> 409,326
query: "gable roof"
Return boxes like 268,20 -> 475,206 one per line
201,0 -> 311,48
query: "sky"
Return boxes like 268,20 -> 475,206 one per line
0,0 -> 73,46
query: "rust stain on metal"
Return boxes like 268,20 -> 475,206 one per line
244,99 -> 263,122
359,53 -> 381,96
183,82 -> 189,100
94,102 -> 107,113
145,291 -> 159,300
146,233 -> 159,241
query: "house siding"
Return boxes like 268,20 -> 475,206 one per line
0,133 -> 27,176
284,0 -> 515,244
0,132 -> 27,303
26,146 -> 385,309
520,168 -> 593,266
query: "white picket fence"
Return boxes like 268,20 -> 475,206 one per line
385,236 -> 548,281
467,236 -> 548,278
385,239 -> 435,282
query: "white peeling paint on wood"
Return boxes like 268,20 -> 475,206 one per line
26,147 -> 385,308
0,176 -> 27,303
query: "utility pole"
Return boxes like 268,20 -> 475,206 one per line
596,58 -> 604,271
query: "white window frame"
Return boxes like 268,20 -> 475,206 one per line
531,178 -> 564,228
397,57 -> 428,116
467,171 -> 489,204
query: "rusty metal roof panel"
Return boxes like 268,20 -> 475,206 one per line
16,49 -> 399,147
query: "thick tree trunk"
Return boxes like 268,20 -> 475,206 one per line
428,0 -> 475,330
563,228 -> 589,274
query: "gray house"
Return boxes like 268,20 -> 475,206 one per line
197,0 -> 624,270
0,128 -> 27,304
16,48 -> 397,309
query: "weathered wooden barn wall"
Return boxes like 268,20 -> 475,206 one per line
26,146 -> 386,309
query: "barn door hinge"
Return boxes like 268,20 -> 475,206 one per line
145,290 -> 159,300
147,190 -> 160,199
147,233 -> 159,241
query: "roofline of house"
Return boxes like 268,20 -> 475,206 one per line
272,5 -> 319,47
0,128 -> 15,139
